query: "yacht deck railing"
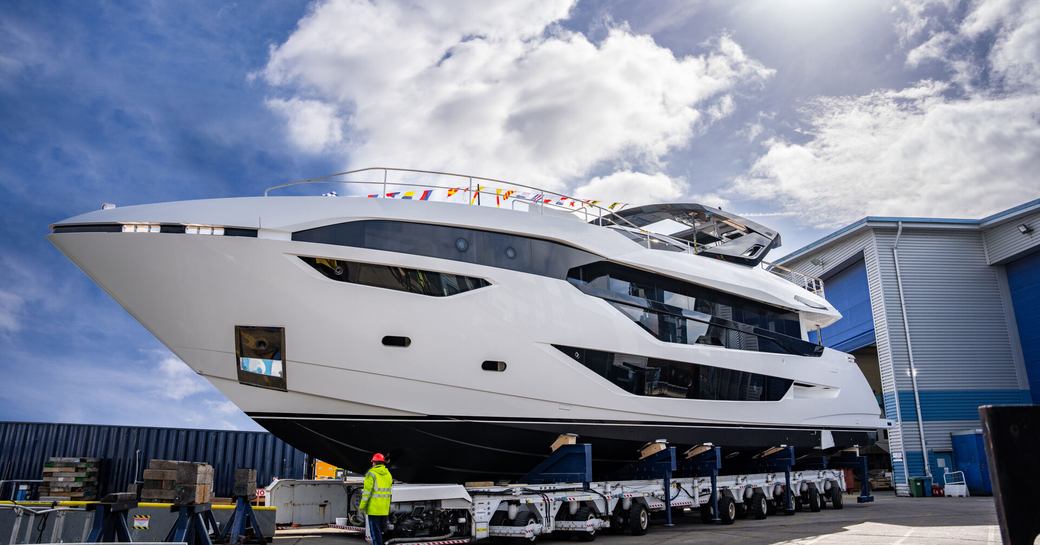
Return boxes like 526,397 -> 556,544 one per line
264,167 -> 825,296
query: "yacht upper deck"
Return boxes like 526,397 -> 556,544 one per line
264,167 -> 824,296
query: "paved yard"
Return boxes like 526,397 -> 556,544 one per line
274,494 -> 1001,545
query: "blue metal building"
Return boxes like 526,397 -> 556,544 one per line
0,421 -> 308,498
777,198 -> 1040,495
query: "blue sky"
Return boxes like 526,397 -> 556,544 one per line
1,0 -> 1037,429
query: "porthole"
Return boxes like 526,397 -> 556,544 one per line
481,361 -> 507,372
455,237 -> 469,252
504,246 -> 517,259
382,336 -> 411,347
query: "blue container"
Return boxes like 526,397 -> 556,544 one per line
951,429 -> 992,495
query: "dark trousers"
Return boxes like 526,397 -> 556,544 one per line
366,514 -> 387,545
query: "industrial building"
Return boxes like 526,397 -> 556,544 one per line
777,198 -> 1040,495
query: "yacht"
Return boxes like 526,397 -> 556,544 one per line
49,168 -> 887,483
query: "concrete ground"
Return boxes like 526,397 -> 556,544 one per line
273,494 -> 1002,545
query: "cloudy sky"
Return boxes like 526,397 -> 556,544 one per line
1,0 -> 1037,429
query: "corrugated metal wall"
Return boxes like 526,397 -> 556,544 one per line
0,421 -> 307,497
982,209 -> 1040,264
784,222 -> 1033,489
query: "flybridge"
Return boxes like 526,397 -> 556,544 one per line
261,167 -> 823,294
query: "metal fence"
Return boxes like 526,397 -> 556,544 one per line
0,421 -> 307,498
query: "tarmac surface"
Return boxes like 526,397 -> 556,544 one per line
273,494 -> 1003,545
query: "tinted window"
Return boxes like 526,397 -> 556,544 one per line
556,345 -> 791,401
293,220 -> 600,279
301,256 -> 488,297
569,261 -> 801,338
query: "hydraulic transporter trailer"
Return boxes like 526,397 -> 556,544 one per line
335,441 -> 874,543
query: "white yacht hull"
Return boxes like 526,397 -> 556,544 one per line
50,197 -> 886,482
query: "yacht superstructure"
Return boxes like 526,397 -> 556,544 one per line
49,168 -> 887,483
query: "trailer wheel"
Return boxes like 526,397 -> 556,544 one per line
829,486 -> 844,510
807,486 -> 822,512
510,511 -> 539,543
627,504 -> 649,536
765,497 -> 777,516
699,504 -> 713,523
718,496 -> 736,525
608,510 -> 625,535
735,501 -> 748,519
572,507 -> 597,542
751,493 -> 768,520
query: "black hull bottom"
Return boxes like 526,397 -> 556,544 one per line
250,413 -> 877,483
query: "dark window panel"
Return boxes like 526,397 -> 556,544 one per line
300,256 -> 489,297
555,345 -> 792,401
293,220 -> 600,279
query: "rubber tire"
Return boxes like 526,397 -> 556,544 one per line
572,507 -> 597,542
627,504 -> 649,536
766,497 -> 778,516
718,496 -> 737,525
735,501 -> 748,520
510,512 -> 538,544
699,504 -> 713,523
751,493 -> 768,520
807,486 -> 822,512
829,486 -> 844,510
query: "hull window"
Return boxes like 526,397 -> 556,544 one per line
382,336 -> 411,347
236,326 -> 287,391
300,256 -> 489,296
481,361 -> 507,372
292,220 -> 600,279
568,261 -> 801,338
555,345 -> 792,401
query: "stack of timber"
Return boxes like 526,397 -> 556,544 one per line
869,469 -> 894,491
141,460 -> 214,504
39,457 -> 101,501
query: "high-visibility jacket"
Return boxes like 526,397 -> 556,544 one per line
359,464 -> 393,516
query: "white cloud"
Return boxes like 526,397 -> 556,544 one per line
266,98 -> 345,153
260,0 -> 772,193
156,355 -> 209,400
573,171 -> 686,205
737,83 -> 1040,227
736,0 -> 1040,228
0,290 -> 24,333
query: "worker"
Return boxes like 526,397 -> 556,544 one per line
359,453 -> 392,545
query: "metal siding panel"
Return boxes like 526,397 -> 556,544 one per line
0,422 -> 307,497
982,210 -> 1040,264
1007,251 -> 1040,402
810,259 -> 873,350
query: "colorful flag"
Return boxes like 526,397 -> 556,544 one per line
471,186 -> 481,205
609,202 -> 623,210
503,190 -> 515,200
367,194 -> 379,198
401,191 -> 416,200
495,188 -> 502,207
386,192 -> 400,198
447,187 -> 460,198
419,190 -> 433,201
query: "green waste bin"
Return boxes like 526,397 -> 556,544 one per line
909,477 -> 934,497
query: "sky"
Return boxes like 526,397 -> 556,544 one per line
1,0 -> 1037,430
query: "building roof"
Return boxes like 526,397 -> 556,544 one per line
777,197 -> 1040,265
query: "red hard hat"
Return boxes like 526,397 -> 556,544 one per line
371,453 -> 386,463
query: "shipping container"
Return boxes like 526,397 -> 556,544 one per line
0,421 -> 307,498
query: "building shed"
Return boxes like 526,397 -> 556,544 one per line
777,198 -> 1040,495
0,421 -> 308,498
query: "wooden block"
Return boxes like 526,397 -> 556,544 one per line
176,463 -> 214,485
141,488 -> 178,500
143,479 -> 176,490
464,481 -> 494,488
639,440 -> 668,460
149,459 -> 186,471
550,433 -> 578,452
234,468 -> 257,486
175,482 -> 212,505
143,469 -> 178,481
